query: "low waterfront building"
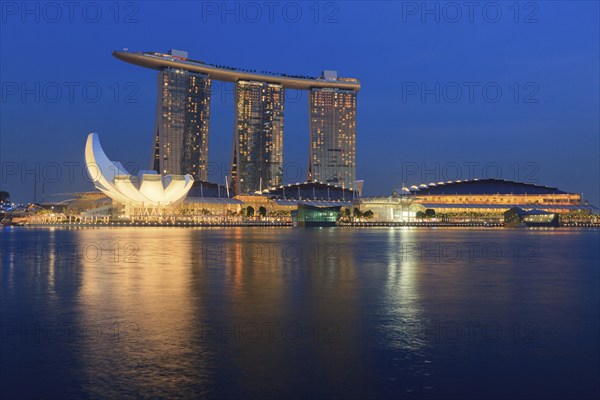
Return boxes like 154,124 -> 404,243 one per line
354,194 -> 419,222
178,197 -> 244,217
410,179 -> 597,221
291,204 -> 342,227
39,201 -> 71,214
411,179 -> 582,208
54,192 -> 110,213
356,179 -> 598,223
187,180 -> 231,198
261,181 -> 356,201
504,207 -> 559,227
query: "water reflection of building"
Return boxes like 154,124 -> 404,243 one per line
382,228 -> 426,351
177,227 -> 366,396
76,228 -> 211,397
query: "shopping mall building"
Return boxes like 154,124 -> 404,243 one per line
355,179 -> 598,223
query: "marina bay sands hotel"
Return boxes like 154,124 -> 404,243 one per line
113,49 -> 360,195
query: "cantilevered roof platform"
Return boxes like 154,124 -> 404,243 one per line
113,50 -> 361,91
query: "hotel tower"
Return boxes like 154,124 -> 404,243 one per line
152,51 -> 211,181
231,81 -> 284,194
308,79 -> 357,188
114,49 -> 360,194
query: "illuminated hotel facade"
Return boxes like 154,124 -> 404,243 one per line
113,49 -> 360,194
309,85 -> 357,188
153,58 -> 211,181
232,81 -> 284,194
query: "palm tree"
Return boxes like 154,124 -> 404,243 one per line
258,206 -> 267,218
343,208 -> 351,221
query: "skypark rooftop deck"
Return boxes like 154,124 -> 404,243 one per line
113,50 -> 361,91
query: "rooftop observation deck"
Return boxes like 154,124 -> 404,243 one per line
113,50 -> 361,91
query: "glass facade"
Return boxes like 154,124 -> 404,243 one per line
232,80 -> 284,194
308,87 -> 357,189
291,204 -> 341,227
153,68 -> 211,181
504,207 -> 559,227
356,197 -> 418,222
263,182 -> 354,201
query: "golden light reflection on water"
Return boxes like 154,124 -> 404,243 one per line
61,227 -> 368,396
2,227 -> 597,398
383,228 -> 425,351
75,228 -> 210,397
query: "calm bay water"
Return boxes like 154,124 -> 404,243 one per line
1,227 -> 599,399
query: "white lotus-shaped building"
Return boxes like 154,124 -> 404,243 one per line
85,133 -> 193,209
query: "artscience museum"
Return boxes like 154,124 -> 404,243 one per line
84,133 -> 194,214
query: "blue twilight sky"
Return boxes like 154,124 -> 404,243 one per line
1,1 -> 598,204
